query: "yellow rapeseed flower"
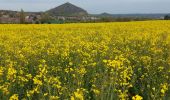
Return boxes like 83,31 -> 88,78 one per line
9,94 -> 19,100
132,95 -> 143,100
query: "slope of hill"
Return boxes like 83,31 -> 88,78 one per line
47,2 -> 88,17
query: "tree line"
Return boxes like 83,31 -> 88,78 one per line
164,15 -> 170,20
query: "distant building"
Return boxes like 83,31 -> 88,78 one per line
25,14 -> 41,24
57,16 -> 66,20
0,15 -> 20,23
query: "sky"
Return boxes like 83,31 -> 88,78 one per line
0,0 -> 170,14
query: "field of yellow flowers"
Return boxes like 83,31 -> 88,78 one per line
0,21 -> 170,100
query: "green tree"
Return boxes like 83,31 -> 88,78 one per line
20,9 -> 25,24
41,12 -> 50,23
0,13 -> 2,24
164,15 -> 170,20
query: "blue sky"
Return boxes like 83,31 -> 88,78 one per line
0,0 -> 170,14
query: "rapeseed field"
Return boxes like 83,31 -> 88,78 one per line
0,21 -> 170,100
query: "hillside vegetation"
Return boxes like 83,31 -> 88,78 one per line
47,2 -> 88,17
0,21 -> 170,100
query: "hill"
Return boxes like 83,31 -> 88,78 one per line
99,12 -> 113,17
47,2 -> 88,17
